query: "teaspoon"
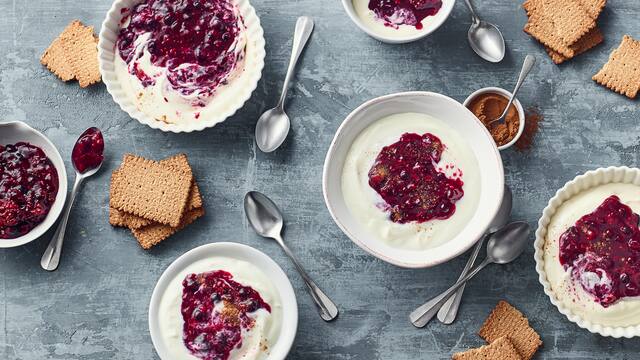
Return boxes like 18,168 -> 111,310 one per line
41,127 -> 104,271
465,0 -> 506,63
487,55 -> 536,126
244,191 -> 339,321
255,16 -> 314,153
410,221 -> 530,328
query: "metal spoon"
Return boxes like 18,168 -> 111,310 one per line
410,221 -> 530,328
437,185 -> 513,324
41,128 -> 104,271
244,191 -> 339,321
255,16 -> 314,153
487,55 -> 536,126
465,0 -> 506,63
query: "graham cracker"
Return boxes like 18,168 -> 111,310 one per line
578,0 -> 606,19
41,20 -> 101,87
132,208 -> 204,249
524,11 -> 575,58
593,35 -> 640,99
479,301 -> 542,360
452,336 -> 522,360
109,154 -> 192,227
545,27 -> 604,64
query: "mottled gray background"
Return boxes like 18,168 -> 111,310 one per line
0,0 -> 639,359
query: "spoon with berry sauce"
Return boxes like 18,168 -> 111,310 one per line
41,127 -> 104,271
255,16 -> 314,153
410,221 -> 530,328
244,191 -> 339,321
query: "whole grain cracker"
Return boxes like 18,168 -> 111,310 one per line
132,208 -> 205,249
109,154 -> 192,227
41,20 -> 100,87
524,11 -> 575,58
593,35 -> 640,99
545,27 -> 604,64
478,301 -> 542,360
578,0 -> 607,19
452,336 -> 522,360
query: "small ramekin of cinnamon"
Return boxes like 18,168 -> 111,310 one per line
463,87 -> 525,151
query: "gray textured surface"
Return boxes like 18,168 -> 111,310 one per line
1,0 -> 639,359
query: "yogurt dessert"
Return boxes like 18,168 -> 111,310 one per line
115,0 -> 258,125
352,0 -> 442,38
0,142 -> 59,239
158,257 -> 282,360
341,113 -> 480,250
544,183 -> 640,327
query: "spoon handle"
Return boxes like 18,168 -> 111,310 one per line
464,0 -> 480,25
499,54 -> 536,120
41,175 -> 84,271
277,236 -> 339,321
437,232 -> 487,324
278,16 -> 314,108
410,258 -> 491,328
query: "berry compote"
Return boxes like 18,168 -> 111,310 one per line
181,270 -> 271,360
0,143 -> 59,239
117,0 -> 245,99
72,127 -> 104,174
368,0 -> 442,29
559,195 -> 640,307
368,132 -> 464,224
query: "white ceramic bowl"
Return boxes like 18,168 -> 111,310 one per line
341,0 -> 455,43
323,92 -> 504,268
98,0 -> 266,133
149,242 -> 298,359
0,121 -> 68,248
463,87 -> 525,151
535,166 -> 640,338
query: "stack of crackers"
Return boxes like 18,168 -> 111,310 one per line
523,0 -> 606,65
452,301 -> 542,360
109,154 -> 204,249
41,20 -> 101,88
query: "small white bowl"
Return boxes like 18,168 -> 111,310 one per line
322,91 -> 504,268
341,0 -> 455,44
149,242 -> 298,359
0,121 -> 68,248
535,167 -> 640,338
463,87 -> 525,151
98,0 -> 266,133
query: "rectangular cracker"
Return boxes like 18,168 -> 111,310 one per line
578,0 -> 606,19
109,154 -> 203,229
593,35 -> 640,99
109,154 -> 192,227
524,11 -> 575,58
452,336 -> 522,360
479,301 -> 542,360
545,27 -> 604,64
132,208 -> 205,249
41,20 -> 100,87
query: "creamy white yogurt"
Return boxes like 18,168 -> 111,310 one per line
352,0 -> 427,38
341,112 -> 480,250
157,257 -> 282,360
544,183 -> 640,327
114,3 -> 260,125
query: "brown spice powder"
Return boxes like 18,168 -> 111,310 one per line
515,107 -> 543,151
467,93 -> 520,147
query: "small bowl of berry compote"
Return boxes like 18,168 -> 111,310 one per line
0,121 -> 68,248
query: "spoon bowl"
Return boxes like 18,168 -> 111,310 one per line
468,21 -> 505,63
486,221 -> 531,264
255,108 -> 291,153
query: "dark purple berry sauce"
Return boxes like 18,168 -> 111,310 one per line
181,270 -> 271,360
368,0 -> 442,29
368,133 -> 464,224
0,143 -> 59,239
559,195 -> 640,307
72,127 -> 104,174
117,0 -> 245,99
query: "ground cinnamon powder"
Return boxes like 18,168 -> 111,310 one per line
467,93 -> 520,147
514,107 -> 542,151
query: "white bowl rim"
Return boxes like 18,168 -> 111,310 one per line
322,91 -> 504,268
340,0 -> 456,44
148,242 -> 298,359
534,166 -> 640,338
98,0 -> 266,133
0,121 -> 68,248
463,87 -> 526,151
